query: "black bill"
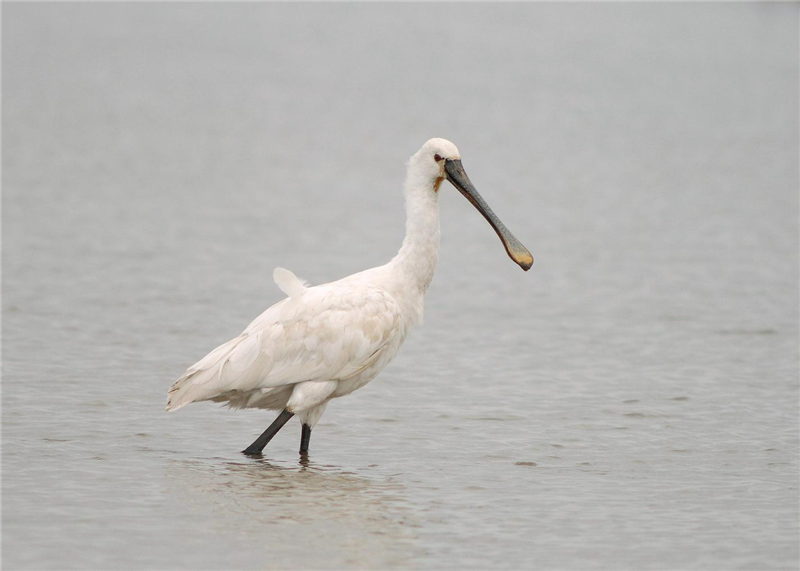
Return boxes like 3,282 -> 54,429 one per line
445,159 -> 533,271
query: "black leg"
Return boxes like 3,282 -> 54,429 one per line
242,409 -> 294,456
300,424 -> 311,454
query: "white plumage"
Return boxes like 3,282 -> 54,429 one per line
167,270 -> 404,417
167,138 -> 532,454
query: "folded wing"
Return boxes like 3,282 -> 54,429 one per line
166,280 -> 403,411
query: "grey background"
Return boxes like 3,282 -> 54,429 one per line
3,3 -> 798,570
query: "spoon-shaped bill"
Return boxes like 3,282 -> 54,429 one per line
444,159 -> 533,271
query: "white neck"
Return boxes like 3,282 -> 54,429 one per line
389,156 -> 441,295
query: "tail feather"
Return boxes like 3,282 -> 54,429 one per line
166,334 -> 247,411
165,373 -> 205,412
166,360 -> 226,412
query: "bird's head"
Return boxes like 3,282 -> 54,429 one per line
411,138 -> 533,272
411,138 -> 461,185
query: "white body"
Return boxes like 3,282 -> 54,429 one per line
166,139 -> 461,428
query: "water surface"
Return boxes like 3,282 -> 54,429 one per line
3,3 -> 798,569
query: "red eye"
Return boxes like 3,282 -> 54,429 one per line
434,154 -> 443,162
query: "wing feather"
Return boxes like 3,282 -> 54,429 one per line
166,280 -> 403,411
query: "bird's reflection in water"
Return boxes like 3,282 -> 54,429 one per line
165,454 -> 424,569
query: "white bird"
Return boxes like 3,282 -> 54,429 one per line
166,138 -> 532,456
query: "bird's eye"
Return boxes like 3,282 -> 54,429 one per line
434,154 -> 443,162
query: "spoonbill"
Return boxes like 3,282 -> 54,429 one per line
166,138 -> 532,456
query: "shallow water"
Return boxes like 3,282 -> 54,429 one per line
3,3 -> 798,570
